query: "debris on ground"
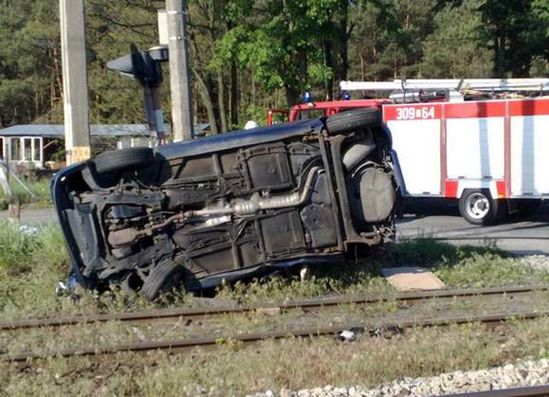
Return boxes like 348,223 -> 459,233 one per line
381,266 -> 445,291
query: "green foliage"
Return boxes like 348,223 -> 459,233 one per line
243,104 -> 268,127
3,0 -> 549,128
479,0 -> 549,77
421,0 -> 493,78
530,56 -> 549,77
215,0 -> 348,105
0,1 -> 60,126
85,1 -> 164,124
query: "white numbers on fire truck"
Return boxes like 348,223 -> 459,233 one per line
395,106 -> 436,120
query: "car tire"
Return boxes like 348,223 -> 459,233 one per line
140,258 -> 185,300
92,147 -> 155,174
326,108 -> 381,134
458,189 -> 501,225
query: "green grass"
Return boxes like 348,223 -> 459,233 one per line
215,239 -> 549,304
387,238 -> 549,287
0,178 -> 52,209
2,231 -> 549,395
0,222 -> 66,276
0,224 -> 548,321
2,319 -> 549,396
0,222 -> 71,319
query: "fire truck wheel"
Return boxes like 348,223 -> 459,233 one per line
458,189 -> 500,225
326,108 -> 381,134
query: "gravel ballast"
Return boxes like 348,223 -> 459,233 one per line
521,255 -> 549,273
247,358 -> 549,397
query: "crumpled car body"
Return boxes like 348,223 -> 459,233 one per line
52,109 -> 400,299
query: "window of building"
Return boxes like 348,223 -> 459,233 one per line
23,138 -> 32,161
10,138 -> 21,161
33,138 -> 41,162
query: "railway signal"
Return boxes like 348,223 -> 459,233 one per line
107,44 -> 169,142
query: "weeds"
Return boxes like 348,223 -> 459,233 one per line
386,238 -> 549,287
214,239 -> 545,304
0,221 -> 69,319
435,251 -> 549,287
2,229 -> 549,395
3,319 -> 549,396
0,225 -> 547,321
385,238 -> 510,267
0,178 -> 52,210
0,222 -> 42,273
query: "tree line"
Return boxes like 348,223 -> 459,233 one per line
1,0 -> 548,132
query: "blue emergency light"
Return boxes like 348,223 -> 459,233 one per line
342,91 -> 351,100
303,91 -> 313,103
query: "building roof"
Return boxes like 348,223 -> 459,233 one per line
0,123 -> 210,138
0,124 -> 152,138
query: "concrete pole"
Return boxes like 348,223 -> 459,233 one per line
150,86 -> 166,142
166,0 -> 194,141
60,0 -> 91,164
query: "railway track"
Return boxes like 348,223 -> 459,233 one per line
4,308 -> 549,363
0,287 -> 549,364
442,384 -> 549,396
1,284 -> 546,331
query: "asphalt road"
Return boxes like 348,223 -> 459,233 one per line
397,199 -> 549,255
0,207 -> 58,224
1,201 -> 548,256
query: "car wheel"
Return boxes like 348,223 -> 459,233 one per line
326,108 -> 381,134
458,189 -> 500,225
140,258 -> 185,300
92,147 -> 155,174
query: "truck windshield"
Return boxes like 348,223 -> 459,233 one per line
295,109 -> 326,120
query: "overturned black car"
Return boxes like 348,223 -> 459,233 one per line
52,109 -> 401,299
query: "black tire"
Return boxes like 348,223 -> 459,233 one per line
140,258 -> 185,300
458,189 -> 501,225
92,147 -> 155,174
326,108 -> 382,134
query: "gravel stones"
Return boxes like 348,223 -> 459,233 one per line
521,255 -> 549,272
247,358 -> 549,397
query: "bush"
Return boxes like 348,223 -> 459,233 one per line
0,221 -> 43,274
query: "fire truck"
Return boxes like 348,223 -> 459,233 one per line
267,78 -> 549,225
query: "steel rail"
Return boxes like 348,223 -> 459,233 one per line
1,284 -> 546,331
441,384 -> 549,397
4,309 -> 549,363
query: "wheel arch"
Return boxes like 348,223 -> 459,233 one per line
455,180 -> 499,202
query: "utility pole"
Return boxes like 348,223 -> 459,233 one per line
166,0 -> 194,141
60,0 -> 91,164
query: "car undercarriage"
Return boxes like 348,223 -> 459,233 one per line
52,109 -> 400,299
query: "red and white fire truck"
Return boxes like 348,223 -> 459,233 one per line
267,78 -> 549,224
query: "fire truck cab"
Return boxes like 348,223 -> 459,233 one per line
268,79 -> 549,225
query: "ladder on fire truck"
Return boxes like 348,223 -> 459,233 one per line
341,78 -> 549,92
340,78 -> 549,102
